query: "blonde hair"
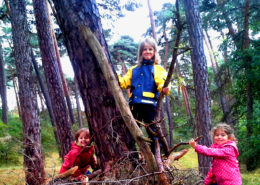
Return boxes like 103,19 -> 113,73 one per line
211,123 -> 237,141
137,37 -> 161,66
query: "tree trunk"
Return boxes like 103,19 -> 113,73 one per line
176,61 -> 194,133
31,49 -> 62,158
203,30 -> 232,125
243,0 -> 254,171
12,73 -> 21,116
163,27 -> 174,147
46,1 -> 75,125
51,0 -> 139,170
183,0 -> 212,176
147,0 -> 157,42
165,96 -> 174,147
0,42 -> 8,124
74,78 -> 84,128
32,0 -> 73,159
9,0 -> 45,184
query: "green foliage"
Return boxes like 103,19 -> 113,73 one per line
0,115 -> 23,165
236,101 -> 260,170
110,35 -> 138,73
229,40 -> 260,106
0,112 -> 62,166
97,0 -> 141,23
40,119 -> 59,152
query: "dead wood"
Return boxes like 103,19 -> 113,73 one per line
164,149 -> 189,168
167,136 -> 203,155
154,0 -> 184,158
45,166 -> 78,184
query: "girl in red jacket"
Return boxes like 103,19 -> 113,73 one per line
60,128 -> 98,180
189,123 -> 242,185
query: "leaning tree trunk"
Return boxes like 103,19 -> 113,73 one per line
9,0 -> 45,184
0,42 -> 8,124
183,0 -> 212,177
50,0 -> 141,170
32,0 -> 73,159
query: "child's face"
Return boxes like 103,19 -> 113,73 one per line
214,129 -> 229,145
142,43 -> 155,60
77,132 -> 90,147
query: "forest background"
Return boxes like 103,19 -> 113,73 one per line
0,0 -> 259,184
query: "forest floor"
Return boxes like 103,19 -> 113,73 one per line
0,149 -> 259,185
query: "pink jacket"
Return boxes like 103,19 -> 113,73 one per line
195,141 -> 242,185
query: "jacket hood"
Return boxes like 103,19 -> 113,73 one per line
212,140 -> 239,157
71,142 -> 82,151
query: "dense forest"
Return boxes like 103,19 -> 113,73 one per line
0,0 -> 259,184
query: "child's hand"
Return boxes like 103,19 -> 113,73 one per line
189,139 -> 197,149
162,87 -> 169,95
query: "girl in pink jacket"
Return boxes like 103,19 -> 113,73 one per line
189,123 -> 242,185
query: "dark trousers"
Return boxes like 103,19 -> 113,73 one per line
131,104 -> 158,154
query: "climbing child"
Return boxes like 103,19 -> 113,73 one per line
60,128 -> 99,180
189,123 -> 242,185
118,37 -> 170,153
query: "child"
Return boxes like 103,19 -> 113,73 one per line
189,123 -> 242,185
60,128 -> 98,180
118,37 -> 170,153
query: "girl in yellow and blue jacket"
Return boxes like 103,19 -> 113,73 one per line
118,37 -> 170,153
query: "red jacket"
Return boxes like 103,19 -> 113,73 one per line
195,141 -> 242,185
60,142 -> 97,177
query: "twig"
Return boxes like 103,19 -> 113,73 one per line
167,136 -> 203,155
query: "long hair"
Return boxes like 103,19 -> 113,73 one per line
137,37 -> 161,66
211,123 -> 237,141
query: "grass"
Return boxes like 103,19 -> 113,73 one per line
0,152 -> 61,185
0,149 -> 259,185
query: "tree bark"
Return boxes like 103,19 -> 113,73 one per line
183,0 -> 212,176
31,49 -> 62,158
51,0 -> 139,170
0,42 -> 8,124
32,0 -> 73,159
9,0 -> 45,184
46,0 -> 75,125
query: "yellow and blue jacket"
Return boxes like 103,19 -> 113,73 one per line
118,60 -> 170,106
